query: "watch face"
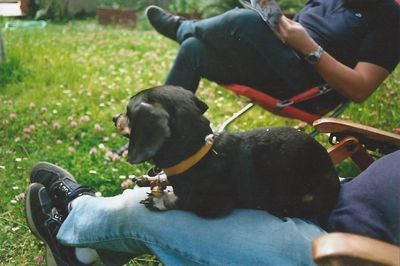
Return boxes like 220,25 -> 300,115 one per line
308,55 -> 318,64
306,46 -> 324,64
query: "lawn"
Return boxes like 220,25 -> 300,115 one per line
0,18 -> 399,265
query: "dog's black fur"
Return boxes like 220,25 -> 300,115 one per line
119,85 -> 340,222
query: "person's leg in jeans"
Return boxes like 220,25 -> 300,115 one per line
58,186 -> 326,265
26,162 -> 326,265
165,36 -> 241,92
164,8 -> 324,98
27,151 -> 400,265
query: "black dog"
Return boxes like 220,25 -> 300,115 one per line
114,85 -> 340,222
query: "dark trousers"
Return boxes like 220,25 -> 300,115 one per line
165,8 -> 344,113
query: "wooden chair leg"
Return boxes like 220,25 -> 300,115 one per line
350,146 -> 375,171
328,136 -> 375,170
328,136 -> 361,165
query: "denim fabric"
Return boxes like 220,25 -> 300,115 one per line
166,8 -> 344,113
168,9 -> 323,95
58,187 -> 326,265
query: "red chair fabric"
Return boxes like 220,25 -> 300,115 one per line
219,83 -> 336,125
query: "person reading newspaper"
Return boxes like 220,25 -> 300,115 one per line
147,0 -> 399,113
24,1 -> 399,265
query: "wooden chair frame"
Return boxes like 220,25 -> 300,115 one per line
312,118 -> 400,266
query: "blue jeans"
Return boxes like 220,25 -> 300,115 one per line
57,187 -> 325,265
165,8 -> 344,113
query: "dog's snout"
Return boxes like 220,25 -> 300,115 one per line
113,113 -> 131,138
112,114 -> 121,125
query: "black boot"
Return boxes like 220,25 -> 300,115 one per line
145,5 -> 186,41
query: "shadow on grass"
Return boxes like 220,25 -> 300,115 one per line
0,57 -> 26,87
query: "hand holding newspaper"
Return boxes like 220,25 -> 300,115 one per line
239,0 -> 300,59
239,0 -> 284,38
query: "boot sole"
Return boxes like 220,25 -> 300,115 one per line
25,183 -> 58,266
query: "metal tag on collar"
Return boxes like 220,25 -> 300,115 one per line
205,134 -> 218,155
205,134 -> 215,145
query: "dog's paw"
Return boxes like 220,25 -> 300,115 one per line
140,195 -> 165,211
140,191 -> 178,211
135,172 -> 169,187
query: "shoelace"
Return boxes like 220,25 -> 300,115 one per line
63,186 -> 94,212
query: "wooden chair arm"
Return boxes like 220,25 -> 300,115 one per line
313,118 -> 400,154
312,233 -> 400,266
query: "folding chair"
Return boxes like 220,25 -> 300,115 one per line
217,83 -> 349,134
218,0 -> 400,132
313,117 -> 400,170
312,117 -> 400,266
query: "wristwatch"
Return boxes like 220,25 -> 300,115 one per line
304,46 -> 325,65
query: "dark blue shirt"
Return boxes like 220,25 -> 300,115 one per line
295,0 -> 399,72
327,151 -> 400,244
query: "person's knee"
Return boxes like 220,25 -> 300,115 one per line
219,8 -> 261,34
180,37 -> 206,55
178,37 -> 209,64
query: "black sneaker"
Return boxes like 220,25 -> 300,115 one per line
25,183 -> 87,266
30,162 -> 94,215
145,5 -> 186,41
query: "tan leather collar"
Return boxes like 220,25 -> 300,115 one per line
163,134 -> 216,176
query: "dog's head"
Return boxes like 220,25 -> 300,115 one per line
113,85 -> 209,164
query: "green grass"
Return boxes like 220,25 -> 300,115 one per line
0,18 -> 399,265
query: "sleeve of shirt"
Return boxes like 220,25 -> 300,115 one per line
357,7 -> 399,73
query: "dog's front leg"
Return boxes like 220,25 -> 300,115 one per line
141,191 -> 178,211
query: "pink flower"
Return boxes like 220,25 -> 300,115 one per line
67,116 -> 74,122
68,146 -> 76,153
74,140 -> 80,146
121,179 -> 134,189
34,256 -> 43,264
52,122 -> 61,131
69,120 -> 78,128
55,139 -> 62,145
9,113 -> 17,120
89,147 -> 97,154
94,123 -> 103,132
79,115 -> 90,123
2,119 -> 9,125
105,150 -> 113,158
106,150 -> 120,161
23,127 -> 31,134
29,124 -> 36,131
17,192 -> 25,201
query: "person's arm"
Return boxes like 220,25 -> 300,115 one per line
277,16 -> 389,103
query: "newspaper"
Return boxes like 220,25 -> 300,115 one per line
239,0 -> 283,38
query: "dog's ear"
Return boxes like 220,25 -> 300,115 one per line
127,102 -> 170,163
192,95 -> 208,114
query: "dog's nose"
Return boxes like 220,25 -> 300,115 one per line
112,114 -> 121,125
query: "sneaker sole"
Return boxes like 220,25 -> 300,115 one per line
144,5 -> 158,19
30,161 -> 78,183
24,183 -> 58,266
